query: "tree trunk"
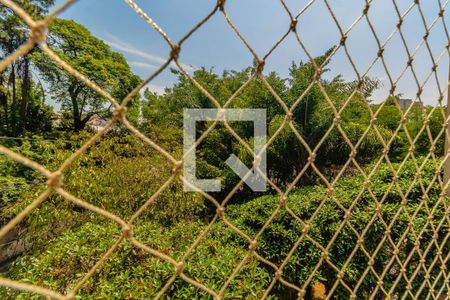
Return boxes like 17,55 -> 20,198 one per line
72,96 -> 82,131
69,83 -> 83,131
20,57 -> 30,134
0,76 -> 8,133
10,65 -> 17,136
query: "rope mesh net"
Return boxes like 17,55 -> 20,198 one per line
0,0 -> 449,299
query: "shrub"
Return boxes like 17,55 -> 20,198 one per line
223,158 -> 447,298
1,220 -> 272,299
1,158 -> 446,299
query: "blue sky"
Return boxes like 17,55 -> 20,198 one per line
51,0 -> 449,105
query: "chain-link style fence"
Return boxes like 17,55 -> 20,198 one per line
0,0 -> 449,299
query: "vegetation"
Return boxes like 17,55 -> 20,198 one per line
0,143 -> 446,298
32,18 -> 142,131
0,0 -> 55,136
0,4 -> 447,299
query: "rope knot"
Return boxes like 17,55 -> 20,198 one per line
343,210 -> 351,220
47,171 -> 63,189
327,187 -> 334,196
302,224 -> 310,234
175,261 -> 185,275
216,206 -> 225,218
256,60 -> 265,74
248,240 -> 257,251
172,160 -> 183,175
389,84 -> 397,95
431,63 -> 437,72
333,115 -> 341,125
217,0 -> 226,11
170,45 -> 180,60
362,4 -> 370,15
216,109 -> 225,121
290,19 -> 297,31
285,112 -> 293,121
315,69 -> 322,81
253,155 -> 261,168
30,21 -> 48,45
307,153 -> 316,163
406,57 -> 413,67
113,106 -> 127,121
122,225 -> 133,238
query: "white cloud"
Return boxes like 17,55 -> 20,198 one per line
128,61 -> 159,70
144,83 -> 167,95
104,33 -> 197,72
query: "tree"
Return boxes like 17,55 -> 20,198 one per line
141,50 -> 396,191
32,18 -> 141,131
0,0 -> 55,135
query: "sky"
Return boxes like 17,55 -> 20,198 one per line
50,0 -> 449,105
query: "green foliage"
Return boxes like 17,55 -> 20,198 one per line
0,132 -> 205,261
0,0 -> 55,136
1,158 -> 446,299
1,220 -> 273,299
223,158 -> 447,298
140,50 -> 405,192
0,11 -> 447,299
374,99 -> 445,160
32,18 -> 142,131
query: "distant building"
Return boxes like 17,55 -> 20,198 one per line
86,114 -> 109,132
51,112 -> 63,128
398,98 -> 422,110
51,113 -> 109,132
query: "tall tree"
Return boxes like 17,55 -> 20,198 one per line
32,18 -> 141,131
0,0 -> 54,135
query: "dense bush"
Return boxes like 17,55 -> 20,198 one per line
1,157 -> 446,299
0,132 -> 205,268
223,158 -> 447,298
